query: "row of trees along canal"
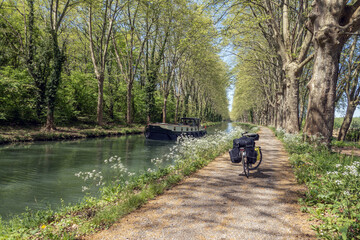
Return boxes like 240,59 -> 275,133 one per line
223,0 -> 360,144
0,0 -> 230,130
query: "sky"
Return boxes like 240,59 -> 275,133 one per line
219,46 -> 236,113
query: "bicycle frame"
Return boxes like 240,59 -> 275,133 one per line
240,147 -> 249,178
239,148 -> 246,157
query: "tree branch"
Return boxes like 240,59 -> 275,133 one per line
297,52 -> 314,71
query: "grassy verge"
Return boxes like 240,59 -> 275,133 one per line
0,125 -> 144,145
0,125 -> 253,239
273,128 -> 360,239
331,139 -> 360,149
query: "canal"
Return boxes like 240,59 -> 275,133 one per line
0,123 -> 233,219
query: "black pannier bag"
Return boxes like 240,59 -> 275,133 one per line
243,133 -> 259,141
229,147 -> 241,163
230,135 -> 259,164
230,136 -> 255,163
233,136 -> 254,148
246,147 -> 258,164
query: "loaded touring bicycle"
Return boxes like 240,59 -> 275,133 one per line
229,132 -> 262,178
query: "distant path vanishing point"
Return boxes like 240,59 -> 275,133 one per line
86,127 -> 315,240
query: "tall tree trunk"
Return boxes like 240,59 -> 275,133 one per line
97,75 -> 104,125
304,44 -> 342,142
304,0 -> 360,144
276,92 -> 285,129
338,102 -> 357,141
174,95 -> 180,123
284,64 -> 300,133
299,88 -> 309,130
27,0 -> 50,121
46,31 -> 63,131
126,82 -> 133,125
162,98 -> 167,123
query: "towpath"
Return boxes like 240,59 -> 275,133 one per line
87,127 -> 315,239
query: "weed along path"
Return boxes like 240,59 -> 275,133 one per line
86,127 -> 315,240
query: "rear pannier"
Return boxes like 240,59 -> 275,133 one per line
246,147 -> 258,164
229,147 -> 241,163
230,134 -> 260,164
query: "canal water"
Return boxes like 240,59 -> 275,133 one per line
0,123 -> 234,219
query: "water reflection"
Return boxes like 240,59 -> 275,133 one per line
0,123 -> 233,218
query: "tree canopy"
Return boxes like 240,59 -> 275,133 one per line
0,0 -> 230,128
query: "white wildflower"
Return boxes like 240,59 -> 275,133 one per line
335,180 -> 342,185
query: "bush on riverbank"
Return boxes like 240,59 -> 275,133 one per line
273,128 -> 360,239
0,125 -> 255,239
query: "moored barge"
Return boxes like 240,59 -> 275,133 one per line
145,118 -> 207,141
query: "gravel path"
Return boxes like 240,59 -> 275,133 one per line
87,127 -> 315,240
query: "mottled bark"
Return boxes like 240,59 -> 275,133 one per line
304,43 -> 341,142
284,64 -> 300,133
304,0 -> 360,143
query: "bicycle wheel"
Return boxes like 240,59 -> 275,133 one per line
249,146 -> 262,170
243,153 -> 249,178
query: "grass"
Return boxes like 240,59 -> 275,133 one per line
0,125 -> 253,239
331,139 -> 360,149
273,128 -> 360,239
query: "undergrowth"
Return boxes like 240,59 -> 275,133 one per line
274,128 -> 360,239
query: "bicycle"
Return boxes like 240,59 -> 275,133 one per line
229,132 -> 262,178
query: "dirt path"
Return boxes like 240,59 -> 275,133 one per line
86,127 -> 315,240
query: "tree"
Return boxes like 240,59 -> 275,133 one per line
251,0 -> 313,132
45,0 -> 76,130
304,0 -> 360,144
217,0 -> 314,131
112,0 -> 153,125
336,34 -> 360,140
0,0 -> 52,121
87,0 -> 119,125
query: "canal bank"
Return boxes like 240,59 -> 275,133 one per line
0,125 -> 144,145
0,122 -> 234,219
0,123 -> 246,239
0,122 -> 223,145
